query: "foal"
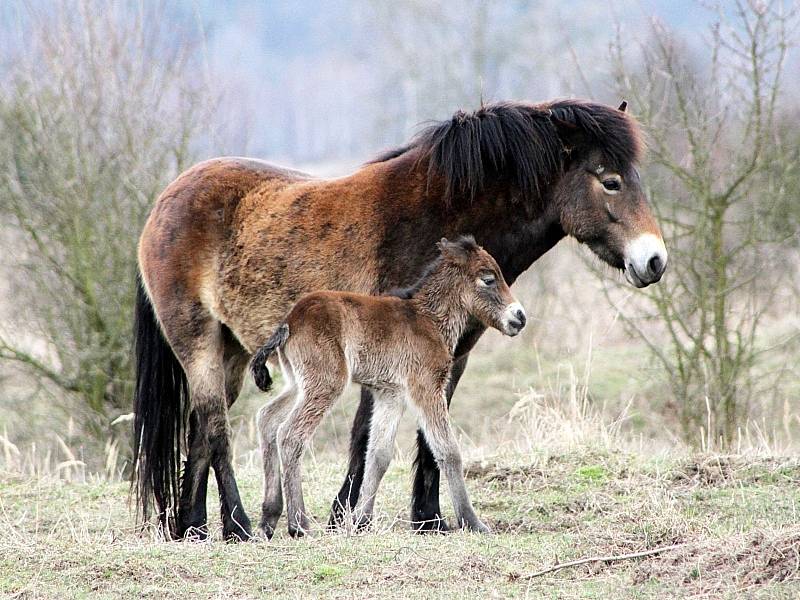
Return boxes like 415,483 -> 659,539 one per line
251,236 -> 526,537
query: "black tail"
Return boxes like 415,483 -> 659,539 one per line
131,277 -> 188,534
250,323 -> 289,392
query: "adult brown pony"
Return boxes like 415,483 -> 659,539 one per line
133,99 -> 667,540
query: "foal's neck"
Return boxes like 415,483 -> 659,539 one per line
409,265 -> 470,353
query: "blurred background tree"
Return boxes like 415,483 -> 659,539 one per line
604,1 -> 800,447
0,1 -> 214,451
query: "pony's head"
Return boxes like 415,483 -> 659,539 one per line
437,236 -> 526,336
408,99 -> 667,288
548,100 -> 667,287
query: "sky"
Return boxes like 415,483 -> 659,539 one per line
0,1 -> 770,166
172,0 -> 724,163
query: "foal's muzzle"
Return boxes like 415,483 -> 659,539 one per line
502,302 -> 526,336
624,233 -> 668,288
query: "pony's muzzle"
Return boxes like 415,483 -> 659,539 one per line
502,302 -> 526,336
624,233 -> 668,288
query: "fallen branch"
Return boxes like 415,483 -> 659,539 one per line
522,543 -> 688,579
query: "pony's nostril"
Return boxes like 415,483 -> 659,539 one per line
648,254 -> 663,277
514,309 -> 526,328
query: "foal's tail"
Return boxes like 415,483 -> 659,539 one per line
250,323 -> 290,392
131,276 -> 188,534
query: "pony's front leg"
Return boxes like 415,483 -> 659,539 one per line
352,387 -> 404,530
411,383 -> 488,534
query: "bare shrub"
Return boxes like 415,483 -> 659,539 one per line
0,1 -> 213,452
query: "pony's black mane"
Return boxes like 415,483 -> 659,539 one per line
387,236 -> 478,299
369,99 -> 643,206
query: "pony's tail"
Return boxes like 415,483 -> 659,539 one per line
250,323 -> 290,392
131,276 -> 188,536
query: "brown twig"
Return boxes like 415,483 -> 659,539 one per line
522,543 -> 689,579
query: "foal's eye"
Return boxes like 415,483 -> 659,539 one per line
479,274 -> 496,287
602,178 -> 621,192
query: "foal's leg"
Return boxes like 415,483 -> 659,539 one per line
256,381 -> 297,538
352,387 -> 405,529
328,386 -> 373,528
279,361 -> 346,538
410,381 -> 488,533
411,353 -> 469,532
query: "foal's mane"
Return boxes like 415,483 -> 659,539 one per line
369,99 -> 644,206
387,236 -> 478,300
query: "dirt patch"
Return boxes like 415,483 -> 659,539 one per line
464,460 -> 545,483
669,455 -> 800,487
633,528 -> 800,594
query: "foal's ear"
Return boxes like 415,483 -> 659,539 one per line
438,237 -> 469,265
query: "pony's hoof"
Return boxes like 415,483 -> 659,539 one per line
224,529 -> 252,543
412,517 -> 450,534
327,500 -> 350,530
223,519 -> 254,542
354,514 -> 372,532
174,517 -> 209,542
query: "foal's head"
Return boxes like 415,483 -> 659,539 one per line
437,236 -> 526,336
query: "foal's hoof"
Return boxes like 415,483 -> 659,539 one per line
260,512 -> 281,540
288,519 -> 311,539
260,522 -> 277,540
462,519 -> 490,534
412,517 -> 450,534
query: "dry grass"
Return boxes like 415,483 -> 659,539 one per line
1,442 -> 799,598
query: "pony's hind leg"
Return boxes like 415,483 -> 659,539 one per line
329,386 -> 373,529
178,409 -> 211,539
166,308 -> 252,542
352,386 -> 405,530
256,377 -> 297,538
179,325 -> 249,540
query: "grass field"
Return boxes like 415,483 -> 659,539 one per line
2,445 -> 799,599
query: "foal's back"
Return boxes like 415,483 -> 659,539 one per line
283,291 -> 448,387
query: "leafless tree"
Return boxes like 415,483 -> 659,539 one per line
605,1 -> 799,446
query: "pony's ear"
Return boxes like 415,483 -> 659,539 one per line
618,100 -> 628,112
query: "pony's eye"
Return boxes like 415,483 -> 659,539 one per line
479,274 -> 496,287
602,179 -> 621,192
